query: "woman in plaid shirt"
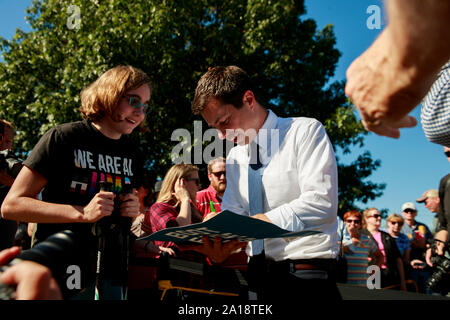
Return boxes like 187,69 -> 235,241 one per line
148,163 -> 202,255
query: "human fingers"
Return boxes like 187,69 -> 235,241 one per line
98,190 -> 115,200
425,248 -> 434,267
387,115 -> 417,129
178,236 -> 212,254
210,237 -> 236,263
212,236 -> 222,250
367,115 -> 417,132
95,193 -> 115,214
203,212 -> 219,222
173,178 -> 182,191
251,213 -> 272,223
224,239 -> 247,252
0,246 -> 20,265
361,119 -> 401,139
82,192 -> 114,222
120,198 -> 140,218
159,246 -> 176,257
231,239 -> 247,250
119,191 -> 138,202
202,235 -> 214,252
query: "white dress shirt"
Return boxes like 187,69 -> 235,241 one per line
221,110 -> 339,261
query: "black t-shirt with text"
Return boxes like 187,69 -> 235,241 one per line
24,120 -> 143,290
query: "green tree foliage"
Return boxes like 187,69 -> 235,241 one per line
0,0 -> 384,214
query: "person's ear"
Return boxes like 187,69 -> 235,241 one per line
242,90 -> 255,109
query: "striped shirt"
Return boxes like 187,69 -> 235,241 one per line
421,61 -> 450,147
344,234 -> 379,286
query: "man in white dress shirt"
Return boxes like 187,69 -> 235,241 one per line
190,66 -> 341,301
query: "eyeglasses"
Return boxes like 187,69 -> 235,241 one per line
403,209 -> 416,214
123,95 -> 150,114
346,219 -> 361,224
369,214 -> 382,219
389,221 -> 403,226
185,177 -> 200,186
211,171 -> 226,178
445,151 -> 450,157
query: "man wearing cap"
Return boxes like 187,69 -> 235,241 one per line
417,189 -> 440,235
400,202 -> 433,293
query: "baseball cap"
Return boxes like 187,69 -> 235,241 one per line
416,189 -> 439,203
401,202 -> 417,212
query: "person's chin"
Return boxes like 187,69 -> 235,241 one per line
124,123 -> 139,133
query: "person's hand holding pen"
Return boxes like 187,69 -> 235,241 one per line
203,201 -> 218,222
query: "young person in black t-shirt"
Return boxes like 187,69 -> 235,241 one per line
1,65 -> 151,299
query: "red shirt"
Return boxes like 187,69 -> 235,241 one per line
196,185 -> 222,218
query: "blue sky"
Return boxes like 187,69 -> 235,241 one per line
304,0 -> 449,230
1,0 -> 448,230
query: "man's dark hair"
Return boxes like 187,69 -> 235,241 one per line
191,66 -> 261,115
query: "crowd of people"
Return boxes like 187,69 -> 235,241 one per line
0,62 -> 447,301
339,202 -> 437,294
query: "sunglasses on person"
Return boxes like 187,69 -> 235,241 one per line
346,219 -> 361,224
123,95 -> 150,114
211,171 -> 226,178
184,177 -> 200,186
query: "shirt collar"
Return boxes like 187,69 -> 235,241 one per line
207,184 -> 223,201
207,184 -> 218,196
